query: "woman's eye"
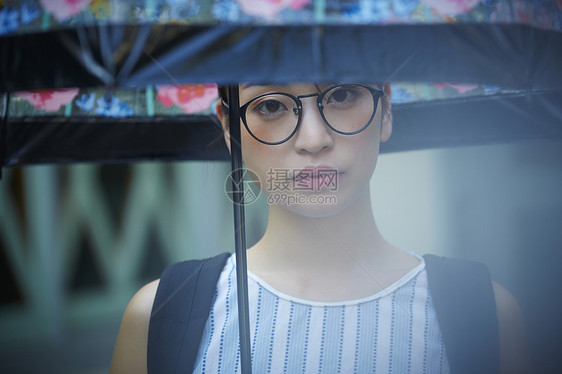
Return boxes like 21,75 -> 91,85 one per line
326,88 -> 356,105
255,100 -> 287,115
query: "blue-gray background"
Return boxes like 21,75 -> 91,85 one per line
0,140 -> 561,373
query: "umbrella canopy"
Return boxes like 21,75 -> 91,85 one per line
1,0 -> 561,167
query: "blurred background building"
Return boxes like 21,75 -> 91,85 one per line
1,140 -> 561,373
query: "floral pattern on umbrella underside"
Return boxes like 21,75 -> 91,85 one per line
0,0 -> 560,36
7,82 -> 515,117
156,84 -> 218,114
8,85 -> 218,117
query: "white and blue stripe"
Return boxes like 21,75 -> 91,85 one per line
193,254 -> 450,374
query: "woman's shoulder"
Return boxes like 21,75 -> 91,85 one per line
491,281 -> 531,373
109,279 -> 160,374
127,279 -> 160,317
110,254 -> 230,373
115,279 -> 160,331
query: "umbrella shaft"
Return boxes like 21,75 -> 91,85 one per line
228,84 -> 253,374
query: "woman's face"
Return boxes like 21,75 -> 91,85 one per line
218,83 -> 392,217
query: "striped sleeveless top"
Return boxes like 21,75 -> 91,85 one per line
193,253 -> 450,374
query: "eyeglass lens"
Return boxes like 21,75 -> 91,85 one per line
243,85 -> 377,144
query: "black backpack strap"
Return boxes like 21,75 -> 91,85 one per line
147,252 -> 230,374
423,254 -> 500,374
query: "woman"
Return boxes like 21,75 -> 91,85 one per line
110,83 -> 529,373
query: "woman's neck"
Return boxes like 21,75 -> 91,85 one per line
246,186 -> 419,302
249,186 -> 398,276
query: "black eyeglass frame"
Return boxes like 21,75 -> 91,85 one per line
237,84 -> 385,145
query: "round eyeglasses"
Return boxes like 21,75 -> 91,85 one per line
238,84 -> 385,145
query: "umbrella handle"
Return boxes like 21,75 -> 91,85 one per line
228,84 -> 253,374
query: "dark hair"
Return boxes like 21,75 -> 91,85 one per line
218,85 -> 229,122
218,85 -> 228,103
207,85 -> 230,147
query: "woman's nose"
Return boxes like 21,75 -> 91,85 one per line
293,100 -> 334,153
